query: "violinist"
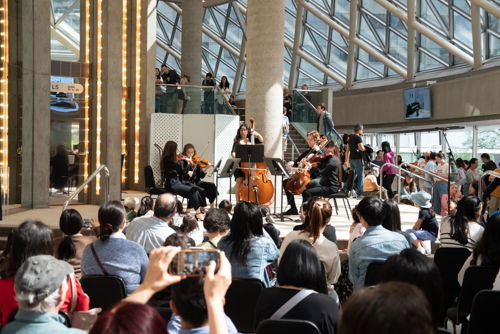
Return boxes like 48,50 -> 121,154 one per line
231,122 -> 264,203
302,140 -> 341,202
161,141 -> 206,219
179,143 -> 218,208
283,130 -> 323,215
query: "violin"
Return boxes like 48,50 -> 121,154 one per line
192,155 -> 212,168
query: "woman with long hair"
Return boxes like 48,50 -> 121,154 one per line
180,143 -> 218,209
382,199 -> 413,246
458,213 -> 500,285
81,201 -> 148,295
432,152 -> 449,214
256,240 -> 339,334
137,195 -> 154,217
280,198 -> 341,295
161,141 -> 206,218
230,123 -> 264,203
216,76 -> 231,113
381,141 -> 397,199
463,158 -> 480,196
440,195 -> 484,251
218,201 -> 279,287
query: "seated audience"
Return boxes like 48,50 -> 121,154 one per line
349,197 -> 409,288
400,173 -> 418,204
458,213 -> 500,285
218,199 -> 233,217
218,201 -> 279,287
293,200 -> 337,243
124,197 -> 140,223
483,169 -> 500,217
0,221 -> 88,326
347,207 -> 365,253
163,233 -> 195,248
126,193 -> 177,253
1,255 -> 86,334
405,191 -> 438,254
197,208 -> 231,249
339,282 -> 434,334
281,198 -> 341,295
259,205 -> 282,248
55,209 -> 97,278
382,200 -> 413,246
378,248 -> 444,329
256,240 -> 339,334
81,201 -> 148,295
440,182 -> 461,217
180,214 -> 203,245
439,195 -> 484,251
363,167 -> 387,199
171,199 -> 186,228
136,195 -> 154,218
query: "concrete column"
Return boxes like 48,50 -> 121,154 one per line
246,0 -> 284,158
20,0 -> 51,208
181,0 -> 203,114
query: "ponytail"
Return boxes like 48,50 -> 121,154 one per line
57,236 -> 76,260
304,199 -> 333,243
99,223 -> 114,241
97,201 -> 126,241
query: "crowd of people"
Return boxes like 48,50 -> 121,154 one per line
155,65 -> 234,114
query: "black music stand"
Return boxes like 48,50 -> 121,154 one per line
264,158 -> 291,221
219,158 -> 240,204
235,144 -> 265,203
212,158 -> 222,205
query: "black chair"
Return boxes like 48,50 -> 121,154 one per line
445,266 -> 498,334
328,192 -> 352,219
364,261 -> 385,287
434,247 -> 471,324
224,278 -> 265,333
467,289 -> 500,334
256,319 -> 321,334
144,165 -> 167,195
80,275 -> 126,311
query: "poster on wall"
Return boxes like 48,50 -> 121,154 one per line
403,86 -> 432,120
50,76 -> 80,114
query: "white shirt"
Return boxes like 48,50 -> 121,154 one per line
126,215 -> 176,253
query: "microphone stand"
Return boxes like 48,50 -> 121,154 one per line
441,129 -> 454,214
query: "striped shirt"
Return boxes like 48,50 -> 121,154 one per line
439,216 -> 484,251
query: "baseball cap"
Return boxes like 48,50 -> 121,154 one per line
15,255 -> 74,302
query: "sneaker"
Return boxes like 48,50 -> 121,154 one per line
283,208 -> 299,215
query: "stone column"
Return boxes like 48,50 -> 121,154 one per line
246,0 -> 284,158
181,0 -> 203,114
20,0 -> 51,208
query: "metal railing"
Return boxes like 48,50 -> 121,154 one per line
479,170 -> 500,199
286,135 -> 301,162
63,165 -> 110,211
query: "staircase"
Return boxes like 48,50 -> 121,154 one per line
284,124 -> 309,161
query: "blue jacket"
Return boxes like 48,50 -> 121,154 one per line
348,225 -> 409,288
317,111 -> 334,139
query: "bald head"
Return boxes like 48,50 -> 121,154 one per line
154,193 -> 177,220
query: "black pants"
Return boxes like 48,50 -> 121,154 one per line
283,178 -> 298,211
383,174 -> 396,199
166,179 -> 206,209
302,179 -> 338,203
197,181 -> 218,204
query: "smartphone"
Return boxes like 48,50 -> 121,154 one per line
168,249 -> 220,276
82,219 -> 91,228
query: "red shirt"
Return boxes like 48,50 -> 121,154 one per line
0,275 -> 89,325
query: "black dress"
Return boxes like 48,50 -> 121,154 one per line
231,137 -> 263,181
163,156 -> 206,210
179,160 -> 218,204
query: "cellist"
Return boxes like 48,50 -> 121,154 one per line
283,130 -> 324,215
231,123 -> 264,203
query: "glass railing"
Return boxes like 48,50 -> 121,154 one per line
290,89 -> 342,147
155,84 -> 236,115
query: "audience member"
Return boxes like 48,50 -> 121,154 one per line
339,282 -> 434,334
136,195 -> 154,218
382,200 -> 413,246
348,207 -> 365,253
464,158 -> 480,196
440,195 -> 484,251
126,193 -> 177,253
440,182 -> 462,217
124,197 -> 139,223
218,201 -> 279,287
422,152 -> 437,195
283,88 -> 292,118
81,201 -> 148,295
160,64 -> 169,83
259,205 -> 282,248
50,145 -> 69,192
378,249 -> 444,328
363,167 -> 387,199
197,208 -> 230,249
216,76 -> 231,114
481,153 -> 497,173
455,158 -> 467,191
348,197 -> 409,288
282,107 -> 289,155
432,152 -> 449,214
1,255 -> 86,334
293,201 -> 337,243
55,209 -> 97,278
458,213 -> 500,285
381,141 -> 397,199
256,240 -> 339,334
180,214 -> 203,245
372,150 -> 384,168
345,124 -> 366,198
281,198 -> 341,295
405,191 -> 438,254
218,200 -> 232,217
400,173 -> 418,204
202,73 -> 216,114
176,74 -> 190,114
483,167 -> 500,217
469,180 -> 479,196
155,68 -> 163,113
316,103 -> 334,140
163,233 -> 195,249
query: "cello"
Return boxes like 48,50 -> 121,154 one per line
239,118 -> 274,205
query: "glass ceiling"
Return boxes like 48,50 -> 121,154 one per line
157,0 -> 500,92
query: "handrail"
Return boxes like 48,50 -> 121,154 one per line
479,170 -> 500,199
286,135 -> 301,161
63,165 -> 110,211
400,162 -> 448,183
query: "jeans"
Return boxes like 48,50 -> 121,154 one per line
350,159 -> 364,196
155,96 -> 161,113
405,229 -> 437,242
432,182 -> 448,214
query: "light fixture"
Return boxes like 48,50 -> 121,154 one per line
0,1 -> 8,197
95,0 -> 103,195
121,0 -> 128,183
133,0 -> 141,184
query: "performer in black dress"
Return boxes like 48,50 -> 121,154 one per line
161,141 -> 206,218
180,143 -> 218,208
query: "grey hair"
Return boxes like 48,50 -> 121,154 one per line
16,279 -> 66,313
